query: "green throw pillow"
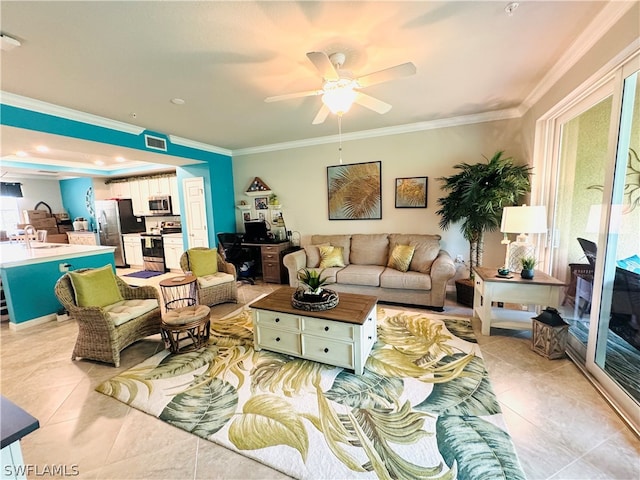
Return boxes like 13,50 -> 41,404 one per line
387,244 -> 416,272
318,245 -> 345,268
189,248 -> 218,277
68,265 -> 124,307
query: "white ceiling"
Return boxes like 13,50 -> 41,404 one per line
0,1 -> 626,178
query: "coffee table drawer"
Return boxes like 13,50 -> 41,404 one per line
301,336 -> 353,369
257,326 -> 301,355
302,317 -> 353,340
255,310 -> 300,330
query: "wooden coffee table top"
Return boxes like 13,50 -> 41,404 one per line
250,287 -> 377,326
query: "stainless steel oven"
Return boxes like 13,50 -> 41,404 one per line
141,234 -> 166,272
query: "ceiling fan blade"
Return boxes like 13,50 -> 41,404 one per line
356,62 -> 416,88
354,92 -> 392,114
306,51 -> 339,81
312,104 -> 331,125
265,89 -> 323,103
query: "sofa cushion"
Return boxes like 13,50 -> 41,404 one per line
319,245 -> 346,268
389,234 -> 441,274
304,243 -> 329,268
380,269 -> 432,290
336,264 -> 385,287
104,298 -> 158,326
387,244 -> 416,272
350,234 -> 389,265
312,235 -> 351,265
188,248 -> 218,277
197,272 -> 235,288
68,265 -> 123,308
303,266 -> 342,285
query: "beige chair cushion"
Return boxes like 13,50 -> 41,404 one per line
104,299 -> 159,326
163,305 -> 211,326
389,234 -> 441,274
197,272 -> 235,288
350,234 -> 389,265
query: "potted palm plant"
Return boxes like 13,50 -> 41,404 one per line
520,256 -> 536,279
436,151 -> 532,305
297,268 -> 331,299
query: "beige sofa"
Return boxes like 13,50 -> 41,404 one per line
283,234 -> 456,311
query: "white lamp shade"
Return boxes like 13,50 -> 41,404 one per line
321,87 -> 357,115
500,205 -> 548,234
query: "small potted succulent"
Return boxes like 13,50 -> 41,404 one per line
297,268 -> 331,299
520,256 -> 536,279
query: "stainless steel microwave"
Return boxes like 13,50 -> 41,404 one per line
148,196 -> 172,214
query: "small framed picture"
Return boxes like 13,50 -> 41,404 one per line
395,177 -> 428,208
254,197 -> 268,210
258,212 -> 265,221
243,212 -> 251,222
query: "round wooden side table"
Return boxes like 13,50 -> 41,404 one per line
161,305 -> 211,353
159,274 -> 197,311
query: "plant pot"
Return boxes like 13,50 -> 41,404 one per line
521,269 -> 535,280
455,278 -> 474,307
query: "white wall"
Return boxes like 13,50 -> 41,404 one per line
233,117 -> 525,269
13,177 -> 64,220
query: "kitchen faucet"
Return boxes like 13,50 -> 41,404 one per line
22,224 -> 36,249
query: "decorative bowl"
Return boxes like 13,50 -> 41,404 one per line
497,267 -> 510,276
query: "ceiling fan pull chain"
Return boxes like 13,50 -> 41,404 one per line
338,115 -> 343,164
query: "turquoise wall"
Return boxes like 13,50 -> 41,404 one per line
1,252 -> 115,325
60,178 -> 95,230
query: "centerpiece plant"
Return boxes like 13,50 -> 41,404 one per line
297,268 -> 331,295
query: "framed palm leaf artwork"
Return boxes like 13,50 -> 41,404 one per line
327,161 -> 382,220
395,176 -> 428,208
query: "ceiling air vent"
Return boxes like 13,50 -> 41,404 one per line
144,134 -> 167,152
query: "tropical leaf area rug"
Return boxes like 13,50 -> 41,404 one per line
97,306 -> 525,480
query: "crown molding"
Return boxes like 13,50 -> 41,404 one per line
0,91 -> 145,135
232,108 -> 522,156
168,135 -> 232,157
521,1 -> 636,112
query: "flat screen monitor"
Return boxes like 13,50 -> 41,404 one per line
244,220 -> 269,242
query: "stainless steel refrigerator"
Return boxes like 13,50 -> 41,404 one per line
95,199 -> 146,267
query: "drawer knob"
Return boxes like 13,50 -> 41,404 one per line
324,326 -> 329,331
275,318 -> 280,323
323,348 -> 329,353
276,337 -> 281,342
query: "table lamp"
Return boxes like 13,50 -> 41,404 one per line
500,205 -> 547,272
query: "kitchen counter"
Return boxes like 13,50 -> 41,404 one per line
0,242 -> 117,329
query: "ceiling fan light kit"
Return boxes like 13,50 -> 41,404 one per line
265,50 -> 416,124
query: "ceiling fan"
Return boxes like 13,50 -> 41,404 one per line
265,51 -> 417,124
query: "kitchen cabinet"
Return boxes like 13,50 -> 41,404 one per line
169,176 -> 181,215
122,235 -> 143,267
129,179 -> 148,216
163,236 -> 184,271
67,232 -> 98,245
148,177 -> 171,196
110,182 -> 131,199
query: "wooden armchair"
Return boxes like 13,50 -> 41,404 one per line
54,269 -> 162,367
180,248 -> 238,306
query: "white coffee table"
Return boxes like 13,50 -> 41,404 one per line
250,287 -> 377,375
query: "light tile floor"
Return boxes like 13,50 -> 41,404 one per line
1,275 -> 639,479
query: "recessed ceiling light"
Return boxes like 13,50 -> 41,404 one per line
171,98 -> 185,105
15,151 -> 28,157
115,156 -> 126,162
94,160 -> 105,166
35,145 -> 49,153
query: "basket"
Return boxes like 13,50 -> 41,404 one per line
291,288 -> 339,311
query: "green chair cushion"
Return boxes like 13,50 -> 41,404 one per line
189,248 -> 219,277
68,265 -> 124,307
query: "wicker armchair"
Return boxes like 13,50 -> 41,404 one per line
54,269 -> 162,367
180,248 -> 238,306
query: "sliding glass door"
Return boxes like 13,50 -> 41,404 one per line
545,53 -> 639,433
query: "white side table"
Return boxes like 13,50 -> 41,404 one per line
473,267 -> 566,336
